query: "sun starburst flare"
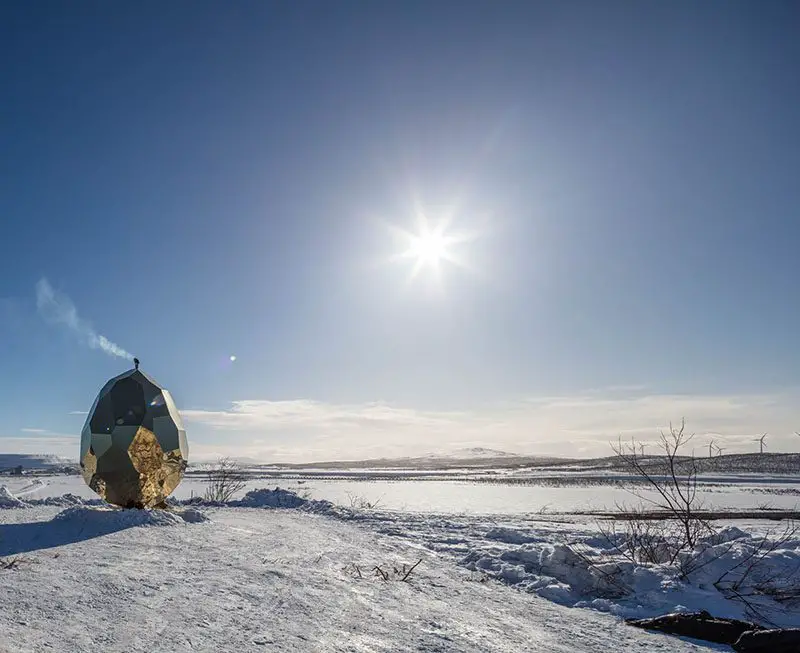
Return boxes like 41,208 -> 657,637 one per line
390,213 -> 475,284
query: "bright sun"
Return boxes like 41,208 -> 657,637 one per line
406,229 -> 449,266
391,214 -> 471,283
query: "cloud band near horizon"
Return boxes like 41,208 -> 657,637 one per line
8,389 -> 799,462
179,389 -> 800,462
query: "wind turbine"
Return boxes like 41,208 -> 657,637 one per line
708,439 -> 716,458
754,433 -> 768,454
713,444 -> 725,456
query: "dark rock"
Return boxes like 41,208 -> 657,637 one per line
626,610 -> 763,645
733,628 -> 800,652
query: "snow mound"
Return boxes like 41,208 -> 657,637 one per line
180,508 -> 210,523
53,506 -> 206,528
236,487 -> 309,508
179,487 -> 335,513
705,526 -> 750,545
485,526 -> 541,544
33,493 -> 88,507
0,486 -> 26,508
460,524 -> 800,627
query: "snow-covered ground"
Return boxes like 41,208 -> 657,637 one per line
1,475 -> 797,651
0,495 -> 722,652
347,509 -> 800,629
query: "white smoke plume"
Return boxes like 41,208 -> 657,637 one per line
35,277 -> 134,361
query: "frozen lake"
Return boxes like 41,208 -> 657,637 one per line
4,473 -> 799,515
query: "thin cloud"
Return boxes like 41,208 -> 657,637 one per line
18,428 -> 78,438
0,436 -> 78,459
35,277 -> 133,360
7,391 -> 797,463
181,389 -> 800,462
182,400 -> 460,430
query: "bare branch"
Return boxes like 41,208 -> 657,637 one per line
204,457 -> 248,502
400,558 -> 422,581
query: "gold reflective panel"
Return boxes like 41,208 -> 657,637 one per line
79,368 -> 189,508
81,448 -> 97,486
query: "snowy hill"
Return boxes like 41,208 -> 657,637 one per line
428,447 -> 518,459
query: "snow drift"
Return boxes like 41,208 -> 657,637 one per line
0,486 -> 26,508
460,524 -> 800,627
52,506 -> 208,528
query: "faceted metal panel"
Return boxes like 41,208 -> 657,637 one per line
80,368 -> 188,508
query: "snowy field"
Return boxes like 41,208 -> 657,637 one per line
1,473 -> 798,651
0,489 -> 725,653
5,472 -> 799,515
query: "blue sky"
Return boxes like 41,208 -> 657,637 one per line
2,1 -> 799,461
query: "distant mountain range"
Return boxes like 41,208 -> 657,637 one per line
223,450 -> 800,474
249,448 -> 570,470
5,448 -> 797,477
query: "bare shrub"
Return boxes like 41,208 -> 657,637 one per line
597,509 -> 678,565
567,420 -> 716,591
0,556 -> 31,570
612,419 -> 714,555
563,421 -> 800,625
204,457 -> 248,502
343,559 -> 423,582
345,492 -> 383,510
